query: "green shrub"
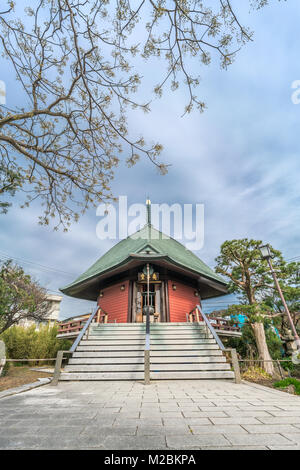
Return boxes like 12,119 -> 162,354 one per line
225,323 -> 257,358
225,322 -> 284,361
273,378 -> 300,395
279,361 -> 300,378
280,360 -> 294,372
292,365 -> 300,379
265,327 -> 282,360
0,324 -> 72,365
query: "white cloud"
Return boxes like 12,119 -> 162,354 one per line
1,1 -> 300,317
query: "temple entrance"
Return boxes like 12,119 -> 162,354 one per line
132,281 -> 166,323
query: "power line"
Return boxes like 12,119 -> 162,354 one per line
0,250 -> 77,277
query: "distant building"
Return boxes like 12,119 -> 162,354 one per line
18,294 -> 62,328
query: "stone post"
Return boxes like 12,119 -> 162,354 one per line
230,348 -> 241,384
0,340 -> 6,376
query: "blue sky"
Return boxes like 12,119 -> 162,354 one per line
0,1 -> 299,319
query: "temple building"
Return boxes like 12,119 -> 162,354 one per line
61,202 -> 227,323
58,201 -> 238,381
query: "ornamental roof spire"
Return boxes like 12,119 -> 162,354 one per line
146,198 -> 151,226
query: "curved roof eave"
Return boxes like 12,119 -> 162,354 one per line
60,252 -> 227,298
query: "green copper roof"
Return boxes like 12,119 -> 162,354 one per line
60,225 -> 226,297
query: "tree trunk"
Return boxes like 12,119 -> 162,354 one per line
251,322 -> 275,376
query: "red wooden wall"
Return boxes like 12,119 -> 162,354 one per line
168,280 -> 199,322
98,281 -> 129,323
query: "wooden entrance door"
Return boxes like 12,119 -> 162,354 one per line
134,282 -> 162,323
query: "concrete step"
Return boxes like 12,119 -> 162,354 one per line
150,349 -> 223,356
76,344 -> 219,351
149,363 -> 231,371
150,344 -> 219,350
81,339 -> 146,345
90,329 -> 207,335
69,358 -> 145,365
76,345 -> 145,351
150,371 -> 235,380
69,356 -> 226,365
88,333 -> 211,339
80,339 -> 215,346
73,351 -> 145,358
88,333 -> 145,337
150,330 -> 210,335
60,372 -> 144,381
82,334 -> 145,342
150,356 -> 226,363
64,362 -> 230,372
151,334 -> 210,338
73,349 -> 223,358
150,339 -> 216,345
80,338 -> 216,345
90,325 -> 208,332
64,364 -> 145,372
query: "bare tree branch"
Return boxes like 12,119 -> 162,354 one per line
0,0 -> 264,228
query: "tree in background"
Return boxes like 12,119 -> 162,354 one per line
215,239 -> 299,375
0,260 -> 50,334
0,1 -> 275,228
225,321 -> 282,365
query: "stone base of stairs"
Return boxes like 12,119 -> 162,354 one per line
60,322 -> 235,381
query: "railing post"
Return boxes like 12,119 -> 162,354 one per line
230,348 -> 241,384
144,304 -> 151,385
144,349 -> 150,385
276,359 -> 284,379
51,350 -> 64,386
144,263 -> 151,385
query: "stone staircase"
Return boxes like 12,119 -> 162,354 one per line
59,322 -> 234,381
150,323 -> 234,380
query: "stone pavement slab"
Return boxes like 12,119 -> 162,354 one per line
1,379 -> 300,450
166,434 -> 231,448
191,425 -> 248,434
281,433 -> 300,444
242,424 -> 298,434
224,433 -> 294,446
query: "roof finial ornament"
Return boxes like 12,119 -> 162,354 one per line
146,197 -> 151,226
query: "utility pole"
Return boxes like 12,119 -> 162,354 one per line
260,244 -> 300,352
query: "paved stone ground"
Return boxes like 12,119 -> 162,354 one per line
1,379 -> 300,450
